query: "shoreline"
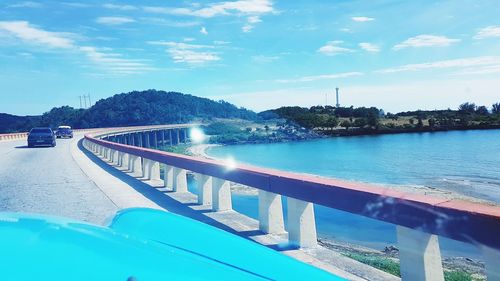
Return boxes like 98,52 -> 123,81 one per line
187,142 -> 488,278
188,143 -> 498,206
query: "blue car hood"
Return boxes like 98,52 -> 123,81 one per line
0,208 -> 344,281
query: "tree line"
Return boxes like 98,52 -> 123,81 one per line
0,90 -> 258,133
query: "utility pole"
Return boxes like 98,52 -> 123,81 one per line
87,94 -> 92,107
79,96 -> 82,108
83,94 -> 87,108
335,87 -> 340,108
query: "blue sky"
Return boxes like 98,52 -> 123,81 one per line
1,0 -> 499,115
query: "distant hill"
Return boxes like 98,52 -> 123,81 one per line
0,113 -> 40,133
0,90 -> 258,133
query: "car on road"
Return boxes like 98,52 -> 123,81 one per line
27,127 -> 56,147
56,125 -> 73,138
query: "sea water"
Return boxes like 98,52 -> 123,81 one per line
205,129 -> 500,258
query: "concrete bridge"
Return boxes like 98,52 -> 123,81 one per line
1,124 -> 499,281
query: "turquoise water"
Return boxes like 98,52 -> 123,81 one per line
206,129 -> 500,258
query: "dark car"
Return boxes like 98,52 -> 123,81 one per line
55,126 -> 73,138
27,127 -> 56,147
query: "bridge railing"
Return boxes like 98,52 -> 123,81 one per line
83,126 -> 500,281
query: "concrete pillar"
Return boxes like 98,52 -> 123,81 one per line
176,129 -> 180,145
117,151 -> 124,166
169,130 -> 173,146
129,156 -> 142,176
145,133 -> 151,148
161,130 -> 165,146
110,149 -> 118,163
153,131 -> 158,148
212,178 -> 232,211
148,161 -> 161,181
287,197 -> 317,248
163,164 -> 174,189
142,158 -> 149,178
483,246 -> 500,281
258,190 -> 285,234
184,128 -> 189,143
397,226 -> 444,281
121,153 -> 129,169
173,167 -> 188,192
196,174 -> 212,205
137,133 -> 142,147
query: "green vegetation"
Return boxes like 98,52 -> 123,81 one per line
344,253 -> 481,280
343,253 -> 400,277
0,89 -> 257,133
261,102 -> 500,136
201,120 -> 319,144
159,144 -> 192,155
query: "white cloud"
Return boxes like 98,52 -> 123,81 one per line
143,0 -> 274,32
359,42 -> 380,52
474,26 -> 500,39
140,17 -> 200,27
214,40 -> 230,45
275,72 -> 363,83
148,41 -> 220,65
200,26 -> 208,35
7,1 -> 41,8
0,21 -> 152,74
317,41 -> 354,56
102,3 -> 137,11
0,21 -> 74,48
242,15 -> 262,32
351,16 -> 374,22
252,55 -> 279,63
393,35 -> 460,50
96,17 -> 136,25
61,2 -> 91,8
144,0 -> 274,18
377,56 -> 500,74
79,46 -> 154,74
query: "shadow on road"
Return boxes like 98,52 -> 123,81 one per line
15,145 -> 53,149
77,139 -> 284,249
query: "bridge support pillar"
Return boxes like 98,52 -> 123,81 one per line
117,151 -> 123,166
196,174 -> 212,205
163,164 -> 174,190
212,178 -> 232,211
258,190 -> 285,234
142,158 -> 150,178
147,160 -> 161,181
110,149 -> 118,164
129,155 -> 142,176
484,246 -> 500,281
121,153 -> 129,168
287,198 -> 317,248
173,167 -> 187,192
397,226 -> 444,281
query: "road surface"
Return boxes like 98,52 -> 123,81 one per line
0,135 -> 118,224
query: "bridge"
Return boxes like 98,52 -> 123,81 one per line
1,125 -> 499,281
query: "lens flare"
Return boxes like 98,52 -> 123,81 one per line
224,156 -> 237,170
189,127 -> 206,143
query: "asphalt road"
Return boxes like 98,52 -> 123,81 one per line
0,136 -> 118,224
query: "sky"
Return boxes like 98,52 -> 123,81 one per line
0,0 -> 499,115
